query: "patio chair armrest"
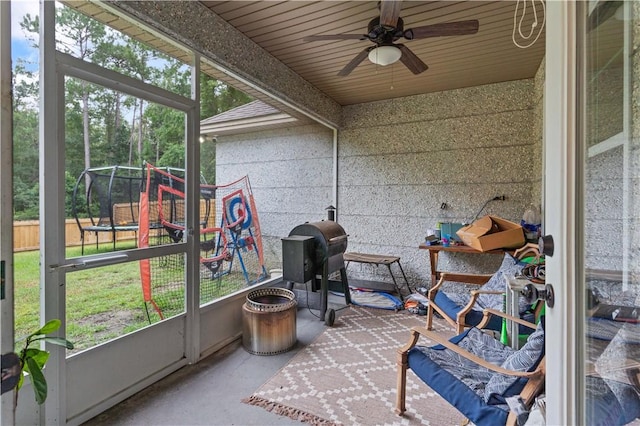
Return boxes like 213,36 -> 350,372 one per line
513,243 -> 541,261
477,308 -> 537,331
428,272 -> 492,303
398,327 -> 422,354
427,274 -> 454,300
428,275 -> 447,293
407,326 -> 544,379
455,290 -> 504,325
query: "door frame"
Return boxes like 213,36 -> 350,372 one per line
544,1 -> 581,424
39,2 -> 201,423
0,1 -> 15,424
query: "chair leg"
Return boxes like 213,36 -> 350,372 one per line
395,350 -> 408,415
456,312 -> 466,334
426,303 -> 434,330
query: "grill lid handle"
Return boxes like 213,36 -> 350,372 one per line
328,234 -> 348,244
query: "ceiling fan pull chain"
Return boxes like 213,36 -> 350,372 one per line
518,0 -> 537,40
512,0 -> 546,49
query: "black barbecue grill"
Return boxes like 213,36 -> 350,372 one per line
282,220 -> 351,325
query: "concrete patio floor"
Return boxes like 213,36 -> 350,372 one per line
83,304 -> 338,425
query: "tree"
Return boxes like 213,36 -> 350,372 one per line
199,75 -> 252,182
22,7 -> 113,195
12,4 -> 254,219
56,8 -> 113,174
200,75 -> 252,118
12,63 -> 40,219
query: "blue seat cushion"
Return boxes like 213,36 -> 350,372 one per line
484,317 -> 545,404
408,328 -> 514,426
434,291 -> 503,330
586,375 -> 640,425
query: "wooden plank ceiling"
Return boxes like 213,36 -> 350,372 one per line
200,1 -> 547,106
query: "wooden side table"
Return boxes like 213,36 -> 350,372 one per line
418,243 -> 506,287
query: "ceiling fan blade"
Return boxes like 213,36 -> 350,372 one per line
379,0 -> 402,28
397,44 -> 428,75
587,0 -> 622,32
303,34 -> 368,42
337,48 -> 372,77
405,20 -> 479,40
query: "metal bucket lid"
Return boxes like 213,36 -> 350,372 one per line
245,288 -> 297,312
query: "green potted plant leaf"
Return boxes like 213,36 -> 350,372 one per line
15,319 -> 74,404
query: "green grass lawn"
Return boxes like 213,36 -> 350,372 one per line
14,240 -> 250,353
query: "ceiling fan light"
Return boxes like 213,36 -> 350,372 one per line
368,46 -> 402,66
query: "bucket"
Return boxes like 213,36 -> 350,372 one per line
242,287 -> 297,355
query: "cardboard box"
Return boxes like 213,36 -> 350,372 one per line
456,215 -> 525,252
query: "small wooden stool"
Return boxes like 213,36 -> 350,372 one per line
343,252 -> 411,300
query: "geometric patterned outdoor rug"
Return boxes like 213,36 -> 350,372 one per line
242,305 -> 466,425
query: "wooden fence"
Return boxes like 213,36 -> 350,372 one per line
13,219 -> 137,252
14,202 -> 214,252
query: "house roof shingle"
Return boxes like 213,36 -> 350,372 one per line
200,100 -> 301,136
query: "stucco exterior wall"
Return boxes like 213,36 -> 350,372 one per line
217,79 -> 543,288
585,145 -> 625,272
583,59 -> 631,273
338,79 -> 541,285
532,55 -> 545,213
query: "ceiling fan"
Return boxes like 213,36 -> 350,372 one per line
303,1 -> 479,76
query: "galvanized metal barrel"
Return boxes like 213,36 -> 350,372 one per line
242,288 -> 297,355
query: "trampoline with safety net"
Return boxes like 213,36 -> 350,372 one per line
71,165 -> 199,254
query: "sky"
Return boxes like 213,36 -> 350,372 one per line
8,0 -> 185,77
10,1 -> 40,73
